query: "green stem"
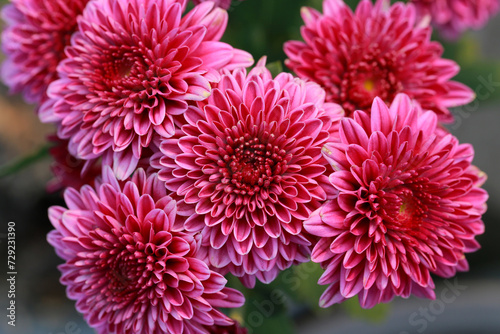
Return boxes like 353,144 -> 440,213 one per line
0,144 -> 51,178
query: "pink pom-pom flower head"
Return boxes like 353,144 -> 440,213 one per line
304,94 -> 488,309
153,58 -> 344,287
39,0 -> 253,180
411,0 -> 500,39
284,0 -> 474,123
1,0 -> 89,105
47,168 -> 244,334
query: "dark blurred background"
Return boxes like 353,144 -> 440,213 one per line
0,0 -> 499,333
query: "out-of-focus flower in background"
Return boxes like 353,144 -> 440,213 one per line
203,320 -> 249,334
46,135 -> 101,193
284,0 -> 474,122
1,0 -> 89,105
411,0 -> 500,39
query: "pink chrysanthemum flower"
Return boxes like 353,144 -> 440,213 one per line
192,0 -> 244,10
411,0 -> 500,39
39,0 -> 253,180
284,0 -> 474,122
304,94 -> 488,308
1,0 -> 89,105
47,168 -> 244,334
153,58 -> 344,287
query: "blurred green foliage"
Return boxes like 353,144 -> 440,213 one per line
225,261 -> 390,333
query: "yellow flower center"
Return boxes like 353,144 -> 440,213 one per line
363,79 -> 375,92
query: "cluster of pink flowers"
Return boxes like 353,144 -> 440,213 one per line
1,0 -> 491,332
151,57 -> 343,287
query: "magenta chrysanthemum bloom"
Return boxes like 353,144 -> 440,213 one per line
47,168 -> 244,334
192,0 -> 245,10
284,0 -> 474,122
412,0 -> 500,39
1,0 -> 89,105
153,58 -> 344,287
39,0 -> 253,180
304,94 -> 488,308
